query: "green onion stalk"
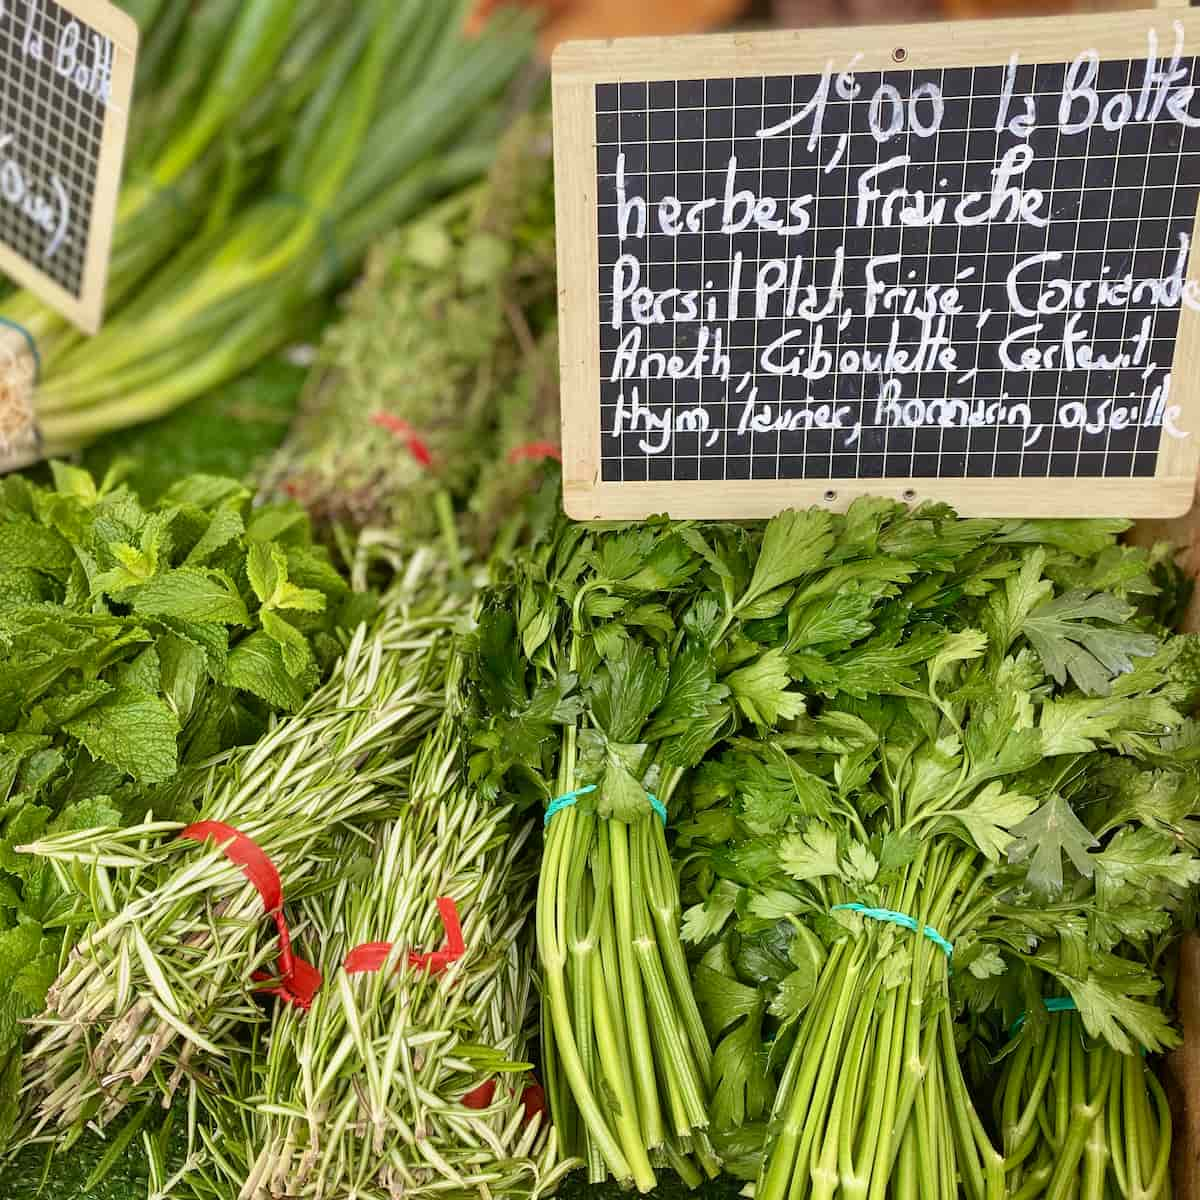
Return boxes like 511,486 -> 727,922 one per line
1,0 -> 335,364
18,550 -> 465,1141
997,1007 -> 1172,1200
190,704 -> 577,1200
24,3 -> 533,458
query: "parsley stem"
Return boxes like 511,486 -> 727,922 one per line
608,819 -> 664,1151
535,810 -> 634,1186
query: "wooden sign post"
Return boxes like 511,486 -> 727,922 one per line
554,10 -> 1200,518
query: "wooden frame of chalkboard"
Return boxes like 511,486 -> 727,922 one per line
0,0 -> 138,334
554,10 -> 1200,519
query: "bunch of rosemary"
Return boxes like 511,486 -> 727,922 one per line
19,549 -> 465,1140
260,112 -> 559,550
190,705 -> 574,1200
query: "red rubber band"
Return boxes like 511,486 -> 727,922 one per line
460,1078 -> 546,1121
344,898 -> 465,977
507,441 -> 561,465
180,821 -> 322,1010
370,412 -> 434,468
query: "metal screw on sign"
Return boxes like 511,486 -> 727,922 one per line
892,47 -> 907,62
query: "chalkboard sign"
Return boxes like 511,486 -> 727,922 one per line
0,0 -> 137,334
553,11 -> 1200,518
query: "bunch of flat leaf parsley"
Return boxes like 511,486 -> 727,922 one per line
667,504 -> 1198,1199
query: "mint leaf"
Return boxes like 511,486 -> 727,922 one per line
185,505 -> 245,565
260,610 -> 314,678
130,568 -> 249,625
228,632 -> 312,713
63,688 -> 179,784
0,518 -> 74,573
247,541 -> 284,607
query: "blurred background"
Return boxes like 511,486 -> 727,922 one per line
469,0 -> 1125,58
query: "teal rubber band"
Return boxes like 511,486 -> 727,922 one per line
1009,996 -> 1078,1036
545,784 -> 667,828
0,318 -> 40,380
1009,999 -> 1148,1057
544,785 -> 596,825
831,903 -> 954,959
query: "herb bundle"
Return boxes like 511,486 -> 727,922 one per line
192,706 -> 574,1200
467,510 -> 897,1190
0,463 -> 352,1147
261,111 -> 559,551
19,550 -> 464,1140
666,504 -> 1198,1199
996,1006 -> 1172,1199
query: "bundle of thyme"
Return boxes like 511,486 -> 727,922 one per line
261,112 -> 559,553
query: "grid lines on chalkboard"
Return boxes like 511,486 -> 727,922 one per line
595,55 -> 1200,484
0,0 -> 107,300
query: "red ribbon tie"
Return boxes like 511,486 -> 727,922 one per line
180,821 -> 322,1010
344,897 -> 466,978
370,412 -> 434,468
507,441 -> 561,465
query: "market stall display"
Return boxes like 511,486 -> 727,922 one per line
0,4 -> 1198,1200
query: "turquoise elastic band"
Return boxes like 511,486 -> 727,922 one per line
545,784 -> 667,828
1009,996 -> 1077,1036
832,903 -> 954,959
0,318 -> 40,380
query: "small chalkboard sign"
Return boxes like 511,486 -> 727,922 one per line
553,10 -> 1200,518
0,0 -> 137,334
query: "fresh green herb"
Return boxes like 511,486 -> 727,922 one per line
18,550 -> 460,1141
997,1006 -> 1171,1198
0,463 -> 351,1150
666,505 -> 1197,1199
262,111 -> 559,555
190,710 -> 576,1200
